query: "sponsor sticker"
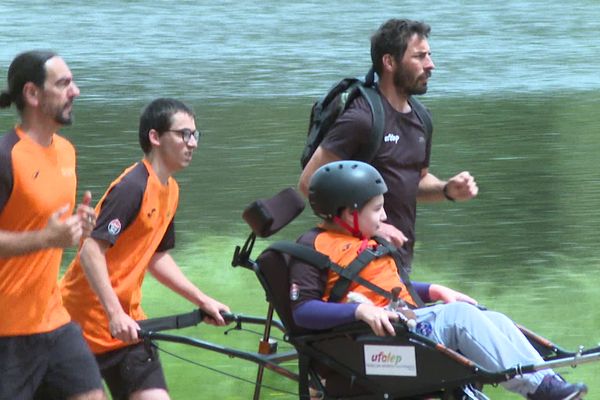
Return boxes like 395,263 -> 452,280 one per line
416,321 -> 432,337
107,219 -> 122,236
364,345 -> 416,376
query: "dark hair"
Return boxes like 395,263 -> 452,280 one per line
0,50 -> 57,112
370,19 -> 431,75
138,98 -> 195,154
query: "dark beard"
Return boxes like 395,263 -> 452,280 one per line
393,68 -> 429,96
54,108 -> 73,126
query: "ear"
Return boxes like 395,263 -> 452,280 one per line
339,207 -> 355,223
382,53 -> 396,73
148,129 -> 161,147
22,82 -> 40,108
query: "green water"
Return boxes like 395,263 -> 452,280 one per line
2,0 -> 600,398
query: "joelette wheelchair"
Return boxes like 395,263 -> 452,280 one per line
139,188 -> 600,399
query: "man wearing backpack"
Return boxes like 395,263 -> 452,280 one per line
299,18 -> 478,269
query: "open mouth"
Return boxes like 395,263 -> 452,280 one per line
63,102 -> 73,114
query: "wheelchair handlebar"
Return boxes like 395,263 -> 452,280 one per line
138,309 -> 205,333
138,310 -> 242,334
137,310 -> 285,337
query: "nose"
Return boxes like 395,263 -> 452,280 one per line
187,133 -> 199,149
381,208 -> 387,222
70,82 -> 80,98
425,55 -> 435,70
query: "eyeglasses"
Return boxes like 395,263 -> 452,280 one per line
166,128 -> 201,144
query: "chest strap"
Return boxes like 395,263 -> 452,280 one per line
268,241 -> 394,303
327,244 -> 390,303
374,237 -> 426,308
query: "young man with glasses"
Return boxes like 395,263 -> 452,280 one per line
61,98 -> 229,400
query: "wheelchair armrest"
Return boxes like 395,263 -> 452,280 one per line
299,320 -> 411,343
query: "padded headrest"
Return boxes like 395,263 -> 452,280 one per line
242,187 -> 305,238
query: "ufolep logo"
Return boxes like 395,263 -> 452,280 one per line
364,345 -> 416,376
370,351 -> 403,365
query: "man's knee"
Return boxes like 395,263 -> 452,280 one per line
444,301 -> 480,316
483,309 -> 513,325
67,388 -> 107,400
130,388 -> 170,400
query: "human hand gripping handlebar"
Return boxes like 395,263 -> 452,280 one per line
137,310 -> 237,336
136,309 -> 287,337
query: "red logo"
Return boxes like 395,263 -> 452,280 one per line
107,219 -> 122,236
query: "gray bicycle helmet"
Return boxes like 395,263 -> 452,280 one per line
309,160 -> 388,219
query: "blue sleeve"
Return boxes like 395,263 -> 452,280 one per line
412,281 -> 432,303
293,299 -> 359,330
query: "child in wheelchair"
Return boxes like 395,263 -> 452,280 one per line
289,160 -> 587,400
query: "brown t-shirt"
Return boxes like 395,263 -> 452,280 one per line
321,94 -> 431,266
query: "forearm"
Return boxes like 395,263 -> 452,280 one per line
148,252 -> 206,306
416,172 -> 446,202
293,299 -> 359,330
0,228 -> 50,258
79,238 -> 124,319
427,283 -> 477,304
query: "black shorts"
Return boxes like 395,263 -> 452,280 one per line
0,322 -> 104,400
96,342 -> 167,400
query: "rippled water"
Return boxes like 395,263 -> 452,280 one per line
2,1 -> 599,99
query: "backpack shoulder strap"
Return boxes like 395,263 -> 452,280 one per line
355,85 -> 385,163
408,96 -> 433,143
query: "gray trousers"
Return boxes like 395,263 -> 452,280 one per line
414,302 -> 552,397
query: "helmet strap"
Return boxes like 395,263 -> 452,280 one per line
333,211 -> 369,254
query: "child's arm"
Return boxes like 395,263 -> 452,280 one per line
293,299 -> 358,329
412,281 -> 432,303
293,299 -> 399,337
428,284 -> 478,305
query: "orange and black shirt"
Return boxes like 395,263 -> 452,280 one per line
60,159 -> 178,354
0,127 -> 75,336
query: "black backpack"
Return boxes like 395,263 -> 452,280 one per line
300,68 -> 433,169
